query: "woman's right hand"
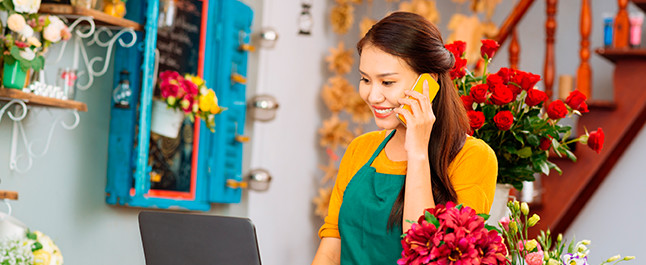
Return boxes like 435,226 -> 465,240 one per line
311,237 -> 341,265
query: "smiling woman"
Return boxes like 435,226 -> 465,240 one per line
312,12 -> 498,265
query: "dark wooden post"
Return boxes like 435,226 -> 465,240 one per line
577,0 -> 592,98
613,0 -> 630,48
544,0 -> 557,100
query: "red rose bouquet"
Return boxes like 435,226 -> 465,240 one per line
446,39 -> 604,189
398,202 -> 507,265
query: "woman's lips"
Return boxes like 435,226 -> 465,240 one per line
372,106 -> 395,118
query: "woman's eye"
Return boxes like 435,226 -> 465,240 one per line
360,77 -> 370,83
382,81 -> 395,86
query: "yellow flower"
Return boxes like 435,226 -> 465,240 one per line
33,249 -> 52,265
186,74 -> 205,88
525,239 -> 538,252
27,36 -> 41,47
521,202 -> 529,216
199,90 -> 223,114
528,213 -> 540,227
606,255 -> 621,262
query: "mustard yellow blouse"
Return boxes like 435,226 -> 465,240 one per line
319,130 -> 498,238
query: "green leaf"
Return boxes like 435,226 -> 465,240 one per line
567,236 -> 576,253
513,131 -> 524,145
547,160 -> 563,175
26,231 -> 37,240
565,149 -> 577,162
3,0 -> 15,11
456,204 -> 463,210
527,134 -> 540,146
517,147 -> 532,158
477,213 -> 490,220
539,161 -> 550,175
32,242 -> 43,251
485,224 -> 502,234
427,213 -> 440,228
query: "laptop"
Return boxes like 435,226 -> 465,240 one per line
139,211 -> 262,265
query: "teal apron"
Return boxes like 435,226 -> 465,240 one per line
338,130 -> 406,264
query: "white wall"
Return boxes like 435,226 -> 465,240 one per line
247,1 -> 645,265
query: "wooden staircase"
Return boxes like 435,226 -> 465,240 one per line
494,0 -> 646,237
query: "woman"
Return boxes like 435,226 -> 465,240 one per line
312,12 -> 497,265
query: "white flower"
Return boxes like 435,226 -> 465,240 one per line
7,14 -> 26,32
43,16 -> 66,42
27,37 -> 41,47
19,25 -> 34,38
19,48 -> 36,60
13,0 -> 42,14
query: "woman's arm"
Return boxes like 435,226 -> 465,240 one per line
311,237 -> 341,265
402,156 -> 435,232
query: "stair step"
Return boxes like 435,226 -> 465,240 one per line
530,59 -> 646,238
596,48 -> 646,64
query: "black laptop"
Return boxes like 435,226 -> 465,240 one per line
139,211 -> 262,265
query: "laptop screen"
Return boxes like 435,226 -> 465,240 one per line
139,211 -> 262,265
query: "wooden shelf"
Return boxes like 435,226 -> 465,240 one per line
595,47 -> 646,64
39,4 -> 144,31
0,89 -> 87,112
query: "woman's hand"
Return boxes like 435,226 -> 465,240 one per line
393,80 -> 436,160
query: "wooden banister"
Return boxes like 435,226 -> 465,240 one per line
544,0 -> 557,100
493,0 -> 536,45
613,0 -> 630,48
577,0 -> 592,98
509,30 -> 520,69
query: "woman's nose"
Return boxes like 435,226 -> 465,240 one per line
367,85 -> 385,103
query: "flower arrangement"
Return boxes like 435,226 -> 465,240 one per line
1,1 -> 71,73
399,202 -> 635,265
158,70 -> 224,132
499,201 -> 633,265
445,39 -> 605,189
398,202 -> 507,264
0,230 -> 63,265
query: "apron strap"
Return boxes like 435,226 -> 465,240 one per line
367,130 -> 396,166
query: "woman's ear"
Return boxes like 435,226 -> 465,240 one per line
431,73 -> 439,81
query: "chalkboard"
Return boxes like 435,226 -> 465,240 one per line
156,0 -> 202,76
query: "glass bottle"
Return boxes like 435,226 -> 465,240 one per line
113,70 -> 132,108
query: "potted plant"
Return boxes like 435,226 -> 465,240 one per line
151,70 -> 224,138
1,1 -> 71,89
445,39 -> 604,223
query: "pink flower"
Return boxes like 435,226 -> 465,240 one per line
525,251 -> 544,265
498,216 -> 510,230
160,70 -> 182,82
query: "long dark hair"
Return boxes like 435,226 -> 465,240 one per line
357,12 -> 470,230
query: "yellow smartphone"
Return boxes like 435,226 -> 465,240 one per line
397,73 -> 440,126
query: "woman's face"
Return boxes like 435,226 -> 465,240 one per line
359,45 -> 419,130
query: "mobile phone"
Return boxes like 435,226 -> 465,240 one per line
397,73 -> 440,126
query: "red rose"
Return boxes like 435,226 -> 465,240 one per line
14,41 -> 29,49
461,95 -> 474,111
480,39 -> 500,60
489,84 -> 514,105
587,128 -> 604,154
565,90 -> 588,112
467,110 -> 485,129
450,57 -> 467,79
539,136 -> 552,151
508,84 -> 522,98
445,40 -> 466,58
487,74 -> 504,85
547,100 -> 568,120
496,67 -> 514,84
578,101 -> 589,113
513,71 -> 541,91
525,88 -> 548,107
470,84 -> 489,104
493,110 -> 514,131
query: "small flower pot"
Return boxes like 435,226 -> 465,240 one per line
3,61 -> 27,89
150,99 -> 185,138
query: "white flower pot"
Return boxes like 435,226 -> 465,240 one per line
487,183 -> 512,227
150,99 -> 185,138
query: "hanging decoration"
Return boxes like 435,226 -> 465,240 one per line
325,42 -> 354,75
329,3 -> 355,34
298,0 -> 313,35
398,0 -> 440,24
